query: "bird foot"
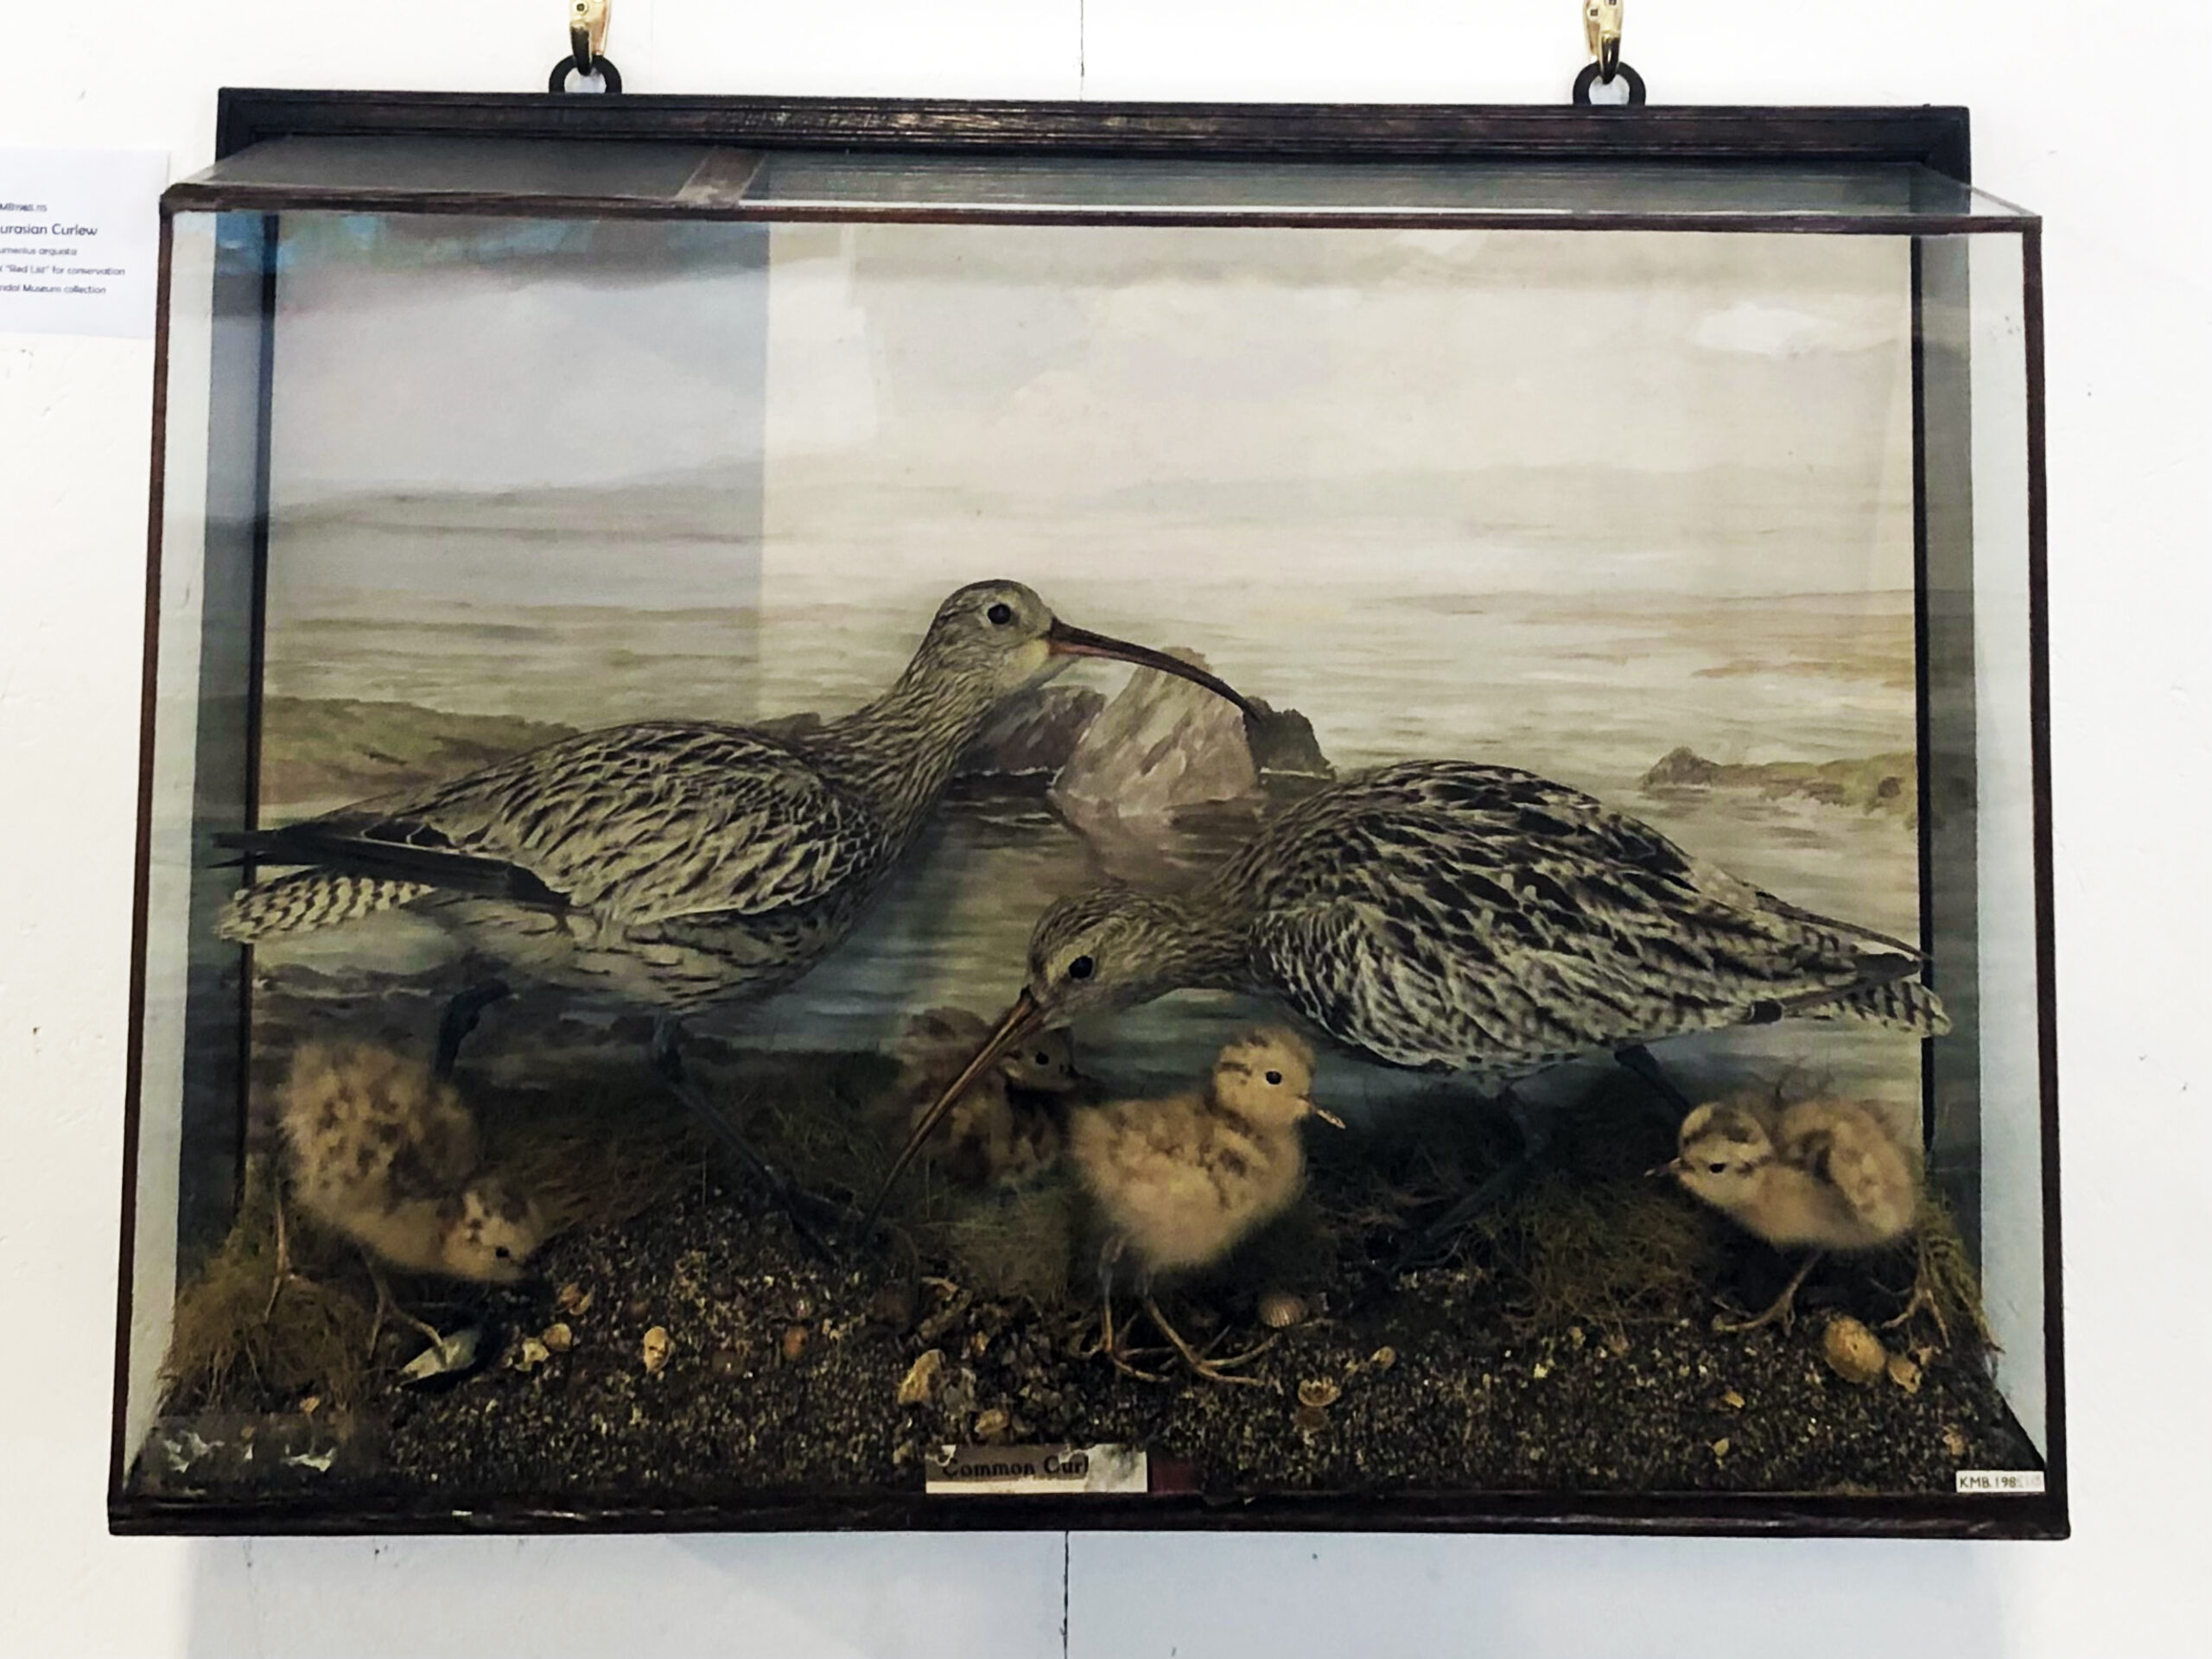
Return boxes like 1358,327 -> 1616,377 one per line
1144,1294 -> 1276,1389
1079,1303 -> 1172,1382
1878,1281 -> 1953,1350
1713,1250 -> 1821,1336
1711,1289 -> 1799,1335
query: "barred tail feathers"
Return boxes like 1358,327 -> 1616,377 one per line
1798,975 -> 1951,1037
217,872 -> 434,943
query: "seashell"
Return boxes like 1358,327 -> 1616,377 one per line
898,1349 -> 947,1408
972,1408 -> 1011,1444
640,1325 -> 672,1376
1369,1346 -> 1397,1372
1712,1437 -> 1732,1459
556,1282 -> 594,1317
1297,1377 -> 1341,1410
509,1337 -> 551,1373
1257,1291 -> 1307,1330
1821,1315 -> 1887,1386
540,1322 -> 574,1353
400,1325 -> 480,1384
1886,1353 -> 1923,1395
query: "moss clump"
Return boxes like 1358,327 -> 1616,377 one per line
1471,1173 -> 1723,1335
1904,1190 -> 1995,1350
160,1159 -> 377,1414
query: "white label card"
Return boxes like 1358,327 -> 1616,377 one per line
0,148 -> 167,339
925,1443 -> 1148,1496
1956,1470 -> 2047,1494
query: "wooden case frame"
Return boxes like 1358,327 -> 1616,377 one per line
111,91 -> 2060,1540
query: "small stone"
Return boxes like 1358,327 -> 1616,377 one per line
298,1395 -> 321,1416
790,1294 -> 817,1320
1721,1389 -> 1746,1411
973,1408 -> 1011,1444
780,1325 -> 810,1363
1531,1361 -> 1551,1381
511,1337 -> 552,1373
640,1325 -> 672,1376
966,1330 -> 991,1360
540,1322 -> 574,1354
1605,1332 -> 1631,1357
1297,1378 -> 1341,1410
1942,1425 -> 1970,1459
1887,1354 -> 1923,1395
1369,1346 -> 1397,1372
1292,1404 -> 1329,1434
1712,1437 -> 1732,1459
899,1349 -> 948,1408
556,1283 -> 594,1318
1257,1291 -> 1306,1330
1821,1316 -> 1888,1386
710,1345 -> 747,1381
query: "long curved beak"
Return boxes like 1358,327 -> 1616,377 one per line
1046,619 -> 1259,719
864,989 -> 1048,1228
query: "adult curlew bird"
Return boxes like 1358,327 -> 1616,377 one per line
875,760 -> 1948,1240
219,580 -> 1254,1238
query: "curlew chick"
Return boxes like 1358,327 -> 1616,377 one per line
277,1043 -> 546,1344
1666,1095 -> 1919,1332
892,1007 -> 1084,1191
1070,1027 -> 1336,1383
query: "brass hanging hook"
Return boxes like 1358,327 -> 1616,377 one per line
550,0 -> 620,93
1573,0 -> 1643,104
569,0 -> 610,75
1583,0 -> 1623,81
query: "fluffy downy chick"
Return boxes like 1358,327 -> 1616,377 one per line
893,1007 -> 1084,1189
1667,1094 -> 1919,1329
1073,1027 -> 1324,1275
279,1042 -> 546,1282
1070,1028 -> 1330,1383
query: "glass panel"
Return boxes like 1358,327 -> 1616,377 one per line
123,204 -> 2049,1526
175,137 -> 2037,231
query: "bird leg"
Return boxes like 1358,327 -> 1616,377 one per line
432,978 -> 512,1079
1878,1231 -> 1975,1350
262,1191 -> 296,1322
1086,1239 -> 1167,1382
647,1015 -> 850,1260
1613,1043 -> 1696,1121
1141,1291 -> 1275,1388
1713,1249 -> 1823,1334
1397,1084 -> 1551,1266
364,1255 -> 446,1359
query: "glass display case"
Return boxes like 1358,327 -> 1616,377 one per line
111,92 -> 2057,1536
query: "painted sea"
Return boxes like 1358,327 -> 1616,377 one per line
252,499 -> 1925,1124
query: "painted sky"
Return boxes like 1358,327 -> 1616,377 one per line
259,213 -> 1916,607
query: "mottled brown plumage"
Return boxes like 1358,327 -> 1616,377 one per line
279,1043 -> 544,1282
891,1007 -> 1083,1189
1666,1092 -> 1921,1331
1072,1028 -> 1320,1277
217,582 -> 1251,1022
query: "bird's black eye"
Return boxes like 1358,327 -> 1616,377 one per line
1033,1051 -> 1051,1065
1265,1070 -> 1283,1085
1067,955 -> 1095,981
1707,1163 -> 1727,1175
987,601 -> 1014,626
495,1245 -> 512,1259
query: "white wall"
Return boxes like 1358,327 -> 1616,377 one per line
3,3 -> 2207,1654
